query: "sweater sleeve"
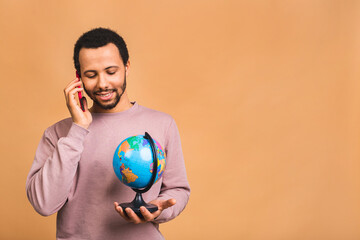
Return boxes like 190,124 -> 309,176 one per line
26,123 -> 89,216
153,119 -> 191,223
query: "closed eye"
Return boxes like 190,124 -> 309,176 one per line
87,74 -> 96,78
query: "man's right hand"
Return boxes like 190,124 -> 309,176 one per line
64,77 -> 92,129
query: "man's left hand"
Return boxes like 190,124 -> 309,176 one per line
114,198 -> 176,224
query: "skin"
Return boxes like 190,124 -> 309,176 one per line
63,42 -> 176,223
113,199 -> 176,224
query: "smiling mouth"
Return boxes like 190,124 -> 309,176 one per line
94,90 -> 115,101
97,92 -> 112,97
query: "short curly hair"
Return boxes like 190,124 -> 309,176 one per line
73,27 -> 129,76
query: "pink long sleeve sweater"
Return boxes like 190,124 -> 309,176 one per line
26,102 -> 190,240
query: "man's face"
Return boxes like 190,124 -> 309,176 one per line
78,43 -> 129,112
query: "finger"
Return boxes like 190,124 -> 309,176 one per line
68,77 -> 81,86
150,208 -> 162,219
66,90 -> 84,112
64,78 -> 81,92
64,80 -> 82,94
64,82 -> 82,99
140,206 -> 155,222
67,87 -> 84,106
125,208 -> 144,224
113,203 -> 131,222
65,77 -> 79,88
160,198 -> 176,210
113,202 -> 121,212
114,202 -> 120,212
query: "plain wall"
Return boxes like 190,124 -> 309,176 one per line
1,0 -> 360,239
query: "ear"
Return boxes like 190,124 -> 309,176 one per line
125,60 -> 130,76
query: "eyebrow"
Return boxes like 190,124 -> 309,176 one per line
83,66 -> 119,74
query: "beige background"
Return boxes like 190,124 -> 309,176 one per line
1,0 -> 360,239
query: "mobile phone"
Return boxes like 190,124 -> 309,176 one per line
76,71 -> 85,112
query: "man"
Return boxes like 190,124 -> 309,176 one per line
26,28 -> 190,240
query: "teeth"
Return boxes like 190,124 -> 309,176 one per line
99,93 -> 111,97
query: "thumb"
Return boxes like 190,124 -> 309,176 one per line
160,198 -> 176,210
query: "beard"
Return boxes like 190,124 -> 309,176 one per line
83,74 -> 127,110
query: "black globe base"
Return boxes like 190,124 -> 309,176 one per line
119,192 -> 158,219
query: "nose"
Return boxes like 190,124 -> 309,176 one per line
97,72 -> 109,90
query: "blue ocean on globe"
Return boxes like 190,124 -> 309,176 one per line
113,135 -> 166,189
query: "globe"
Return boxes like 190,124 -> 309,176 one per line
113,134 -> 166,190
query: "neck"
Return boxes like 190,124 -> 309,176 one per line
90,91 -> 133,113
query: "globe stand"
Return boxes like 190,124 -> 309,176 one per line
120,192 -> 158,218
118,132 -> 159,219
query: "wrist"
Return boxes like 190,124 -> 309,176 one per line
67,122 -> 90,145
73,121 -> 90,129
